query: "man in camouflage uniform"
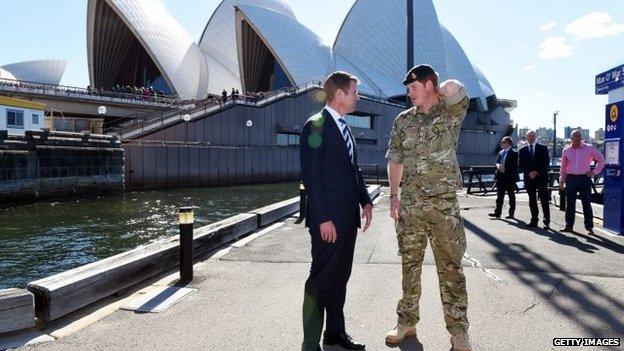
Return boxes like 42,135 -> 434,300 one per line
384,65 -> 472,351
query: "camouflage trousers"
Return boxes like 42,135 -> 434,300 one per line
395,192 -> 469,335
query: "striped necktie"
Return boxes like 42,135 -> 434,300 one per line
338,118 -> 353,161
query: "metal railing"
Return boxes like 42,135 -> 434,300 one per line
460,165 -> 604,197
117,80 -> 326,140
114,79 -> 410,140
360,164 -> 381,183
0,78 -> 179,106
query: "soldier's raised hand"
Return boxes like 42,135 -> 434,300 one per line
438,79 -> 461,97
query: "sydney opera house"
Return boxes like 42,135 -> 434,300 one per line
2,0 -> 517,190
87,0 -> 497,106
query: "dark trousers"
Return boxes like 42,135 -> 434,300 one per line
302,227 -> 357,349
494,180 -> 516,216
565,174 -> 594,229
526,179 -> 550,224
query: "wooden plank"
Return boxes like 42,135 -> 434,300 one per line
27,213 -> 258,321
0,288 -> 35,334
251,197 -> 299,227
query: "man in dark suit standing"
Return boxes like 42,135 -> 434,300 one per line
518,130 -> 551,228
489,136 -> 519,219
299,71 -> 373,351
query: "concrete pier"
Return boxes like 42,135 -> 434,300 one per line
8,189 -> 624,351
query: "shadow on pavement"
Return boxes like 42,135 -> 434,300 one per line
496,218 -> 600,253
383,337 -> 424,351
464,219 -> 624,338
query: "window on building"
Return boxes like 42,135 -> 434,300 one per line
32,114 -> 39,125
344,115 -> 372,129
7,110 -> 24,128
53,118 -> 71,131
74,119 -> 91,132
277,133 -> 299,145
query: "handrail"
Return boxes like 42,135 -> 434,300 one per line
460,165 -> 604,195
0,78 -> 179,106
118,80 -> 325,139
117,79 -> 408,140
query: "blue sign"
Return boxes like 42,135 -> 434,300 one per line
605,101 -> 624,139
596,64 -> 624,94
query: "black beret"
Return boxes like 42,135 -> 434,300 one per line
403,64 -> 436,85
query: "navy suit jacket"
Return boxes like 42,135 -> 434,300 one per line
518,143 -> 550,184
299,109 -> 372,231
494,148 -> 519,184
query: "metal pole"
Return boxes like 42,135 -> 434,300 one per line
179,207 -> 194,282
294,182 -> 306,224
553,111 -> 559,158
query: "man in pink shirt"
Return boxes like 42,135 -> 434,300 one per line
559,130 -> 605,234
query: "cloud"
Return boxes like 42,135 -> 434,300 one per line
538,36 -> 573,59
522,64 -> 536,72
565,12 -> 624,39
539,21 -> 557,31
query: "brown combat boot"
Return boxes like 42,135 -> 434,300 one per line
385,324 -> 416,344
450,332 -> 472,351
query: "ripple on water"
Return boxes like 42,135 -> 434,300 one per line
0,182 -> 298,289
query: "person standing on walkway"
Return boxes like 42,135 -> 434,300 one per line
559,129 -> 605,234
299,71 -> 373,351
489,136 -> 519,219
385,64 -> 472,351
518,130 -> 551,229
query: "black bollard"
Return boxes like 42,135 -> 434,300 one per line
294,182 -> 307,224
178,207 -> 194,282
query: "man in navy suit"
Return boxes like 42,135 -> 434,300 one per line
489,136 -> 519,219
300,71 -> 373,351
518,130 -> 551,228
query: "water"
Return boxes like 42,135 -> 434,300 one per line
0,182 -> 298,289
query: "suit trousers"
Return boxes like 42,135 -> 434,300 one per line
302,226 -> 357,347
525,179 -> 550,224
494,180 -> 516,216
564,174 -> 594,229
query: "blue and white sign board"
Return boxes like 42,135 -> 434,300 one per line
596,64 -> 624,95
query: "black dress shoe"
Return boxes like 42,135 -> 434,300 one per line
560,226 -> 574,233
488,213 -> 500,218
586,228 -> 594,235
505,215 -> 514,219
526,222 -> 538,228
323,332 -> 365,350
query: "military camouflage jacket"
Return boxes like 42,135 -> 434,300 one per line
386,84 -> 469,198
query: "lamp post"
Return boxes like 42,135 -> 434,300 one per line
245,119 -> 253,145
183,113 -> 191,142
97,105 -> 106,134
553,111 -> 559,159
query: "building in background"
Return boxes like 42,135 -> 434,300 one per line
536,127 -> 554,143
595,128 -> 605,146
564,126 -> 590,141
0,96 -> 47,135
86,0 -> 516,165
1,60 -> 67,85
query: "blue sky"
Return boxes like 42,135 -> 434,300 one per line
2,0 -> 623,138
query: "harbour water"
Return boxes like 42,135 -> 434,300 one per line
0,182 -> 298,289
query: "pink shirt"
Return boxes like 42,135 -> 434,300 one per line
559,142 -> 605,183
